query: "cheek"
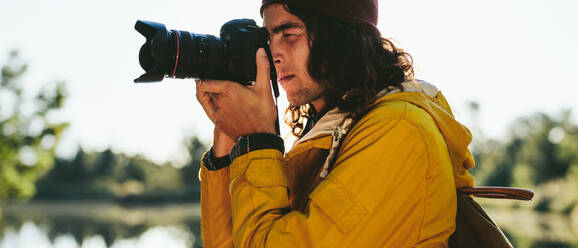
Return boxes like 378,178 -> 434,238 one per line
293,44 -> 311,77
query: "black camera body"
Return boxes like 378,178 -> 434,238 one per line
134,19 -> 277,90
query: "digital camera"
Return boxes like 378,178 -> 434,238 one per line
134,19 -> 277,91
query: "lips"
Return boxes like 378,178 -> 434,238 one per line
278,74 -> 295,85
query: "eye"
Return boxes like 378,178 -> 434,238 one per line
283,33 -> 295,37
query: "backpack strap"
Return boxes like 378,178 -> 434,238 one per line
319,117 -> 353,178
458,186 -> 534,201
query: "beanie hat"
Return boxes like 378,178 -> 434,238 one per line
260,0 -> 380,35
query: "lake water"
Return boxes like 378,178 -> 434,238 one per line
0,201 -> 202,248
1,201 -> 576,248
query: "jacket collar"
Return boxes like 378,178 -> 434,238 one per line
293,80 -> 438,147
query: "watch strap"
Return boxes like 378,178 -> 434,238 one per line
203,148 -> 232,171
229,133 -> 285,161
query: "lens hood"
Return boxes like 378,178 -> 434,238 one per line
134,20 -> 172,83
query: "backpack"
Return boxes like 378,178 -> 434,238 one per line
449,186 -> 534,248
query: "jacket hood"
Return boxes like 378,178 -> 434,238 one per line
377,80 -> 475,188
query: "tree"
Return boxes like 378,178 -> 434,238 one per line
180,136 -> 207,187
0,50 -> 68,199
514,112 -> 577,185
472,110 -> 578,187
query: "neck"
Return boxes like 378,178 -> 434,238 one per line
310,97 -> 327,112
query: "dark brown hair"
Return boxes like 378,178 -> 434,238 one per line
283,5 -> 414,137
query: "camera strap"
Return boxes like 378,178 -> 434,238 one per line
264,45 -> 281,135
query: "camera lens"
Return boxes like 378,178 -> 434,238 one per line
134,19 -> 276,86
134,20 -> 228,83
171,31 -> 226,80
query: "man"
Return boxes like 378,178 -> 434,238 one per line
195,0 -> 475,247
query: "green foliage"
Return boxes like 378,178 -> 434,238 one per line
515,113 -> 576,184
471,110 -> 578,213
0,51 -> 68,199
35,136 -> 208,203
473,111 -> 578,186
180,136 -> 206,187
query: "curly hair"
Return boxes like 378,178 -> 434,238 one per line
282,4 -> 414,137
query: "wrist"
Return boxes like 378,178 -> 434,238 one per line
213,129 -> 235,157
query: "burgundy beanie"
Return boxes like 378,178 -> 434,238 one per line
260,0 -> 380,35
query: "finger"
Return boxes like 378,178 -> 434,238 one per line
198,79 -> 235,95
196,80 -> 210,102
196,80 -> 214,110
196,80 -> 217,122
254,48 -> 273,97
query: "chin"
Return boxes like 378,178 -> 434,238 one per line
286,97 -> 303,106
287,98 -> 299,106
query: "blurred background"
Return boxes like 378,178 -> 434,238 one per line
1,0 -> 577,247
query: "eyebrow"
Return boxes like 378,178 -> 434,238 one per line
270,21 -> 304,34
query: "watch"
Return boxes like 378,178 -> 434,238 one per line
229,133 -> 285,161
203,148 -> 232,171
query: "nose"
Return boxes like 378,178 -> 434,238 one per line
269,40 -> 283,66
272,51 -> 283,66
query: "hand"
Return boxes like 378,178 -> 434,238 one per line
195,78 -> 235,156
195,48 -> 277,140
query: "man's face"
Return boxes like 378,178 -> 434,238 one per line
263,4 -> 326,110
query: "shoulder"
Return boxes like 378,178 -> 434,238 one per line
354,93 -> 437,135
338,92 -> 448,166
338,94 -> 432,160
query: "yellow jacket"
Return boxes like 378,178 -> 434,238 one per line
200,80 -> 475,247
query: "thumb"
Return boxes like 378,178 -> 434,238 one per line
254,48 -> 272,97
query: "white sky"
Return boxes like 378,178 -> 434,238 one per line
1,0 -> 577,166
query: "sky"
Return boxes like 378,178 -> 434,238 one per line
1,0 -> 577,166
